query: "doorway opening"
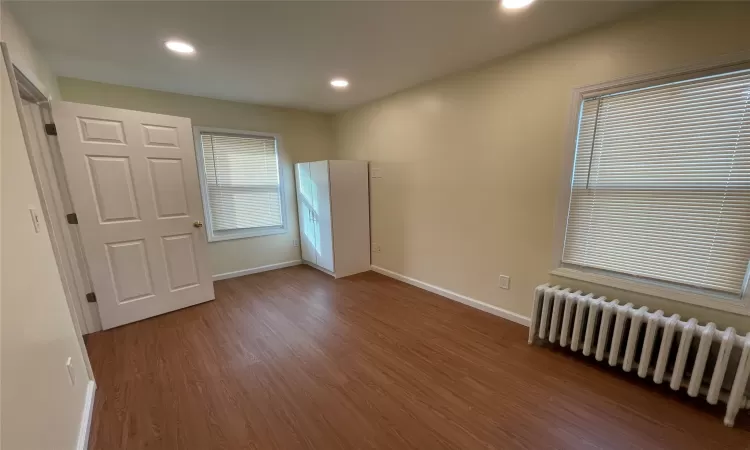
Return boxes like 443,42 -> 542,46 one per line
3,44 -> 96,382
13,66 -> 101,335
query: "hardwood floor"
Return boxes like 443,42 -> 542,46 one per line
86,265 -> 750,449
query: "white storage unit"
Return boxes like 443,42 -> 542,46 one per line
295,160 -> 370,278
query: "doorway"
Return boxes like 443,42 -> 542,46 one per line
7,51 -> 215,336
19,94 -> 102,335
4,46 -> 95,380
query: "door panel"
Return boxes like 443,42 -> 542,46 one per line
106,239 -> 154,303
148,158 -> 189,218
53,101 -> 214,329
310,161 -> 334,272
296,163 -> 316,264
87,156 -> 140,222
162,233 -> 200,291
78,117 -> 126,144
142,124 -> 180,148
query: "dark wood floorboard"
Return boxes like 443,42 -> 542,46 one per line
86,265 -> 750,449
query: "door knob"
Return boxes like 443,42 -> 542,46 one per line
193,221 -> 204,228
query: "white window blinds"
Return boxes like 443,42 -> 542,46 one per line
199,132 -> 283,236
563,69 -> 750,296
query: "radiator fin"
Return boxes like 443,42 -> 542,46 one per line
582,297 -> 600,356
689,322 -> 717,397
671,318 -> 698,391
559,291 -> 580,348
570,294 -> 591,351
596,300 -> 618,362
726,333 -> 750,426
708,327 -> 736,404
638,310 -> 663,378
609,302 -> 632,366
623,306 -> 648,372
653,314 -> 680,384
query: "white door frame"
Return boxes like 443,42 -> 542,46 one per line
44,104 -> 100,332
2,43 -> 95,379
20,99 -> 102,334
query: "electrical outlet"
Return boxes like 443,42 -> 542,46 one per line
65,357 -> 75,386
498,274 -> 510,290
292,239 -> 299,247
371,243 -> 381,253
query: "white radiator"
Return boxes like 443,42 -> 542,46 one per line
530,284 -> 750,427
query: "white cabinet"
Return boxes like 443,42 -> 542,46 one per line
295,160 -> 370,278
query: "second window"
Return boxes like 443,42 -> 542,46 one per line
195,128 -> 285,241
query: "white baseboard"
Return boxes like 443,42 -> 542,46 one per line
212,260 -> 302,281
77,380 -> 96,450
370,265 -> 530,327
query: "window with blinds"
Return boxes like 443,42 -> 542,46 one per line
563,68 -> 750,297
197,130 -> 284,241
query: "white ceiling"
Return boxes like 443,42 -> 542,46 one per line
7,1 -> 652,112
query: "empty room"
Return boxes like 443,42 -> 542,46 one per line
4,1 -> 750,449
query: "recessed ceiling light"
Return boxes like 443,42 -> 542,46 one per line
165,40 -> 195,54
330,78 -> 349,89
501,0 -> 535,10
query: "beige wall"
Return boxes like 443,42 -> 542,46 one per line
335,2 -> 750,332
58,78 -> 337,277
1,6 -> 59,100
1,7 -> 92,449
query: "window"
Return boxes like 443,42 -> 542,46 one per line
194,128 -> 285,241
561,67 -> 750,302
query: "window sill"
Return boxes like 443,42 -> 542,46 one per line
208,226 -> 287,243
549,267 -> 750,317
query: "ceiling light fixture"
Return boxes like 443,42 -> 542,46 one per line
501,0 -> 535,10
165,40 -> 195,54
330,78 -> 349,89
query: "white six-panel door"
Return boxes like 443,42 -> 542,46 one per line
52,101 -> 214,329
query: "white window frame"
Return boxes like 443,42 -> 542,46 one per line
551,56 -> 750,316
193,126 -> 287,242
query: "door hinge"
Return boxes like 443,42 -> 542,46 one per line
66,213 -> 78,225
86,292 -> 97,303
44,123 -> 57,136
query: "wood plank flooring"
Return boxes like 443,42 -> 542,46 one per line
86,265 -> 750,449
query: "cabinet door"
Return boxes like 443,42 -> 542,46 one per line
310,161 -> 334,272
295,163 -> 316,264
